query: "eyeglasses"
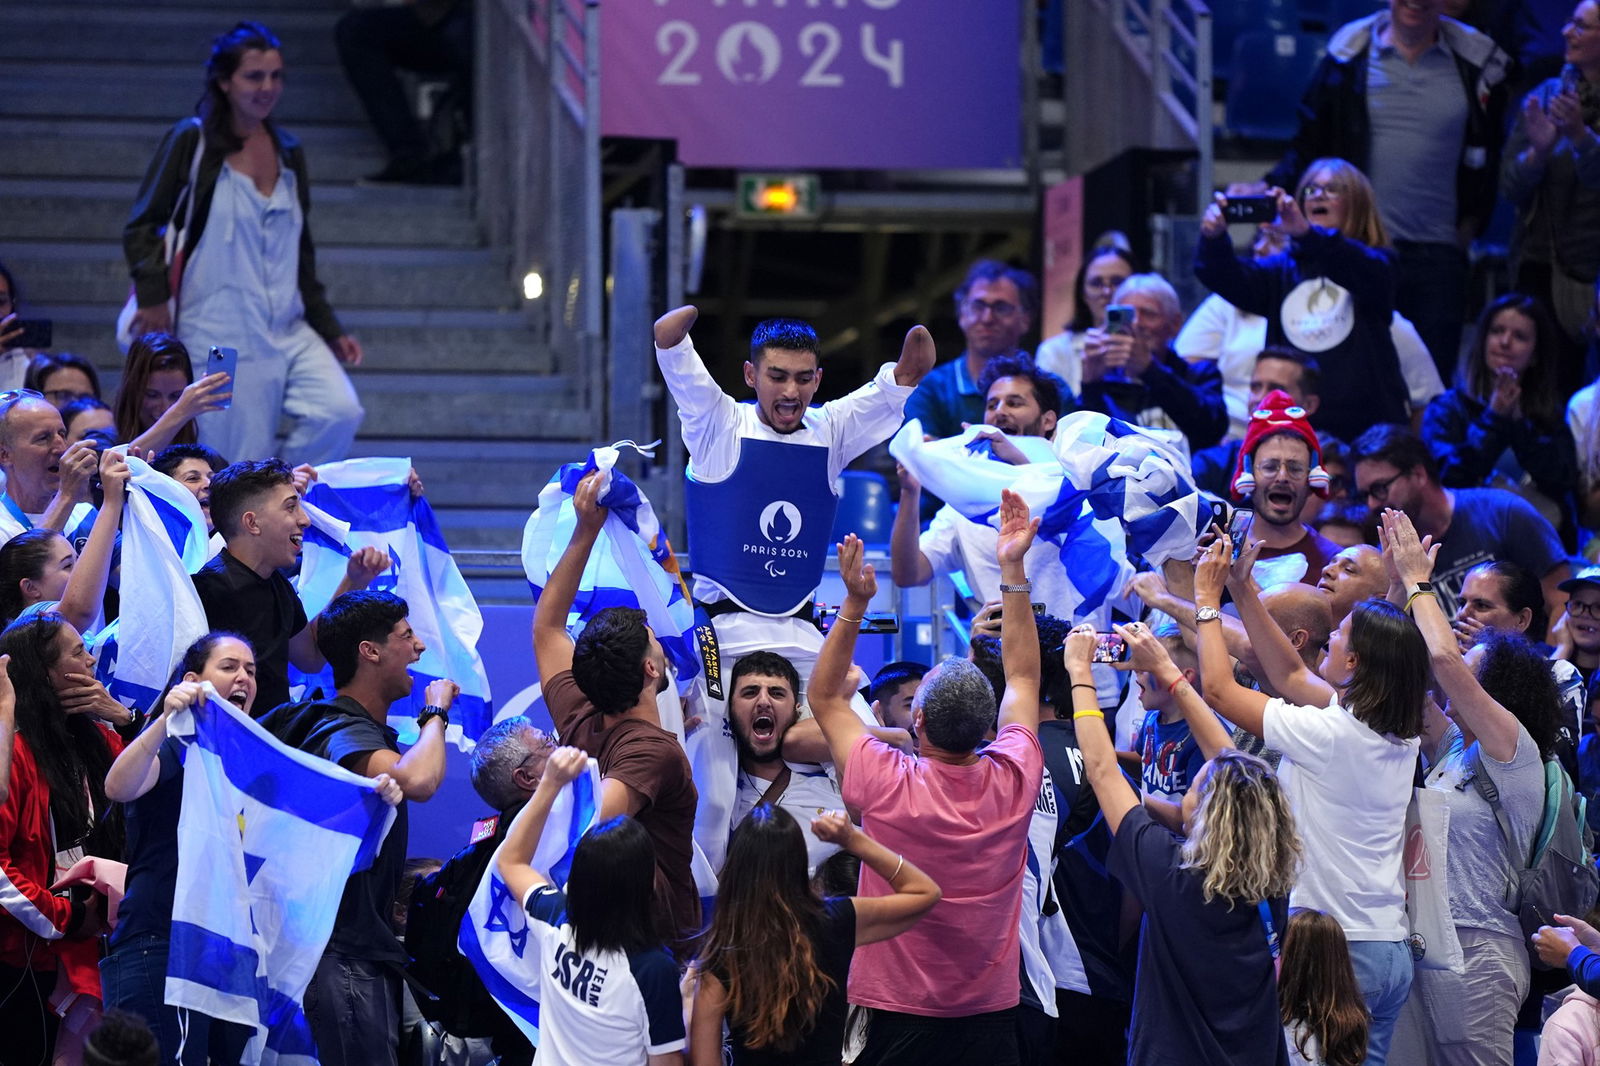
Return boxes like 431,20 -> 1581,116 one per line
1361,471 -> 1406,503
0,387 -> 42,406
1300,183 -> 1346,200
962,298 -> 1021,319
1566,17 -> 1600,34
1569,599 -> 1600,619
1255,459 -> 1309,480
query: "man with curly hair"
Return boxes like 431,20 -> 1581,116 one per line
531,470 -> 699,952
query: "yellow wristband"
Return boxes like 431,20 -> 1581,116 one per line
1403,589 -> 1435,614
1072,709 -> 1105,720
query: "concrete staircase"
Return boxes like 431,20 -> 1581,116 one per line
0,0 -> 595,600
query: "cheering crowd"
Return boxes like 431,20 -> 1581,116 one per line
11,1 -> 1600,1065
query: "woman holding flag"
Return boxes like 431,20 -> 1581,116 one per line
100,631 -> 402,1065
497,746 -> 687,1066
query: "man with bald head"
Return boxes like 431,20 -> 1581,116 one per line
1316,544 -> 1389,626
1260,582 -> 1334,672
0,393 -> 99,548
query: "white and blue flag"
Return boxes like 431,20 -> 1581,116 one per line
890,413 -> 1204,619
91,456 -> 210,714
166,690 -> 396,1065
522,444 -> 699,690
297,458 -> 493,746
459,758 -> 601,1046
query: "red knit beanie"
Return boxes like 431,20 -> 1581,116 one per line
1230,389 -> 1329,500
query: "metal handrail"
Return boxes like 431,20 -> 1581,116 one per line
472,0 -> 604,414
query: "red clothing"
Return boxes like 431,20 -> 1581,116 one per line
0,728 -> 122,998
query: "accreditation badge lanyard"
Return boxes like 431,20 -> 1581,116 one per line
1258,899 -> 1282,978
1,494 -> 32,531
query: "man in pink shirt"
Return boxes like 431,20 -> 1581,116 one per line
810,490 -> 1045,1066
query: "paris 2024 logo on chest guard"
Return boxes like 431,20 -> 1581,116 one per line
753,500 -> 805,577
1280,277 -> 1354,353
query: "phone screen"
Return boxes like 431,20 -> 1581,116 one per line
1092,633 -> 1128,664
1228,508 -> 1254,561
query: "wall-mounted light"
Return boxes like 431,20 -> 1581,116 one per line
523,271 -> 544,300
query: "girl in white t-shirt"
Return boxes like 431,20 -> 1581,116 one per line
1279,908 -> 1370,1066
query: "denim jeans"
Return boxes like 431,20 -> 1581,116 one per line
100,934 -> 252,1065
303,954 -> 400,1066
1347,938 -> 1414,1066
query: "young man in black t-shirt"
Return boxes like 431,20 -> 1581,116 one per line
259,590 -> 457,1066
195,459 -> 389,714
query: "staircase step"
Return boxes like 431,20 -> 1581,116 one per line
1,7 -> 344,66
4,241 -> 518,312
349,372 -> 595,441
429,506 -> 538,552
0,118 -> 385,183
0,179 -> 476,248
346,439 -> 584,509
34,304 -> 555,376
1,61 -> 367,124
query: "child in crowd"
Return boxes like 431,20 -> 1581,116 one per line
1279,909 -> 1370,1066
1126,625 -> 1209,831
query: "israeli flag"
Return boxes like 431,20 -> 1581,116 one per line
890,413 -> 1204,619
90,457 -> 210,714
522,444 -> 700,690
297,458 -> 493,746
166,689 -> 396,1065
459,758 -> 601,1046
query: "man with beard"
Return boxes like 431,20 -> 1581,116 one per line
1228,388 -> 1342,583
892,354 -> 1076,614
725,651 -> 844,874
530,471 -> 700,949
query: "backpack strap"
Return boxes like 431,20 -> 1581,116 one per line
756,764 -> 793,808
1471,755 -> 1541,913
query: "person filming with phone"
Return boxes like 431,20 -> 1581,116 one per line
1196,159 -> 1410,445
1076,273 -> 1228,455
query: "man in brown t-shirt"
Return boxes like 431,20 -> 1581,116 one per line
531,470 -> 700,948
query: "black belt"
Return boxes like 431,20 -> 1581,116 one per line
699,598 -> 815,623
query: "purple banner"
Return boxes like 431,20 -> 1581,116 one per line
601,1 -> 1023,170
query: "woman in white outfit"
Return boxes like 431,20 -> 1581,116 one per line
123,21 -> 364,466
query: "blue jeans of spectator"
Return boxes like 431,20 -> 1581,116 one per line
1394,240 -> 1469,385
100,934 -> 252,1065
1348,939 -> 1414,1066
303,954 -> 400,1066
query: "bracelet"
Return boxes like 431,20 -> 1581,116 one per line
1403,589 -> 1436,614
834,613 -> 863,625
999,581 -> 1032,594
1167,675 -> 1187,696
1073,709 -> 1105,720
891,854 -> 904,880
1071,683 -> 1097,693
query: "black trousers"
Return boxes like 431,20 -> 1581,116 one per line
855,1006 -> 1021,1066
0,962 -> 59,1066
335,2 -> 473,164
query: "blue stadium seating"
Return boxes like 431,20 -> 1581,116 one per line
830,471 -> 894,547
1223,31 -> 1327,141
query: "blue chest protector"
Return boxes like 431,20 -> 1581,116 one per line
684,438 -> 838,617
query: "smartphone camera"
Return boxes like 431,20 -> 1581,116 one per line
1228,508 -> 1254,562
1104,304 -> 1135,336
1221,196 -> 1278,225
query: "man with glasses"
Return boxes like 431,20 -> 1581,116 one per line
1226,389 -> 1343,583
1351,423 -> 1569,623
904,259 -> 1038,441
0,390 -> 100,549
1191,347 -> 1321,498
1262,0 -> 1511,382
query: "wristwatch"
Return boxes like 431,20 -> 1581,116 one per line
1409,581 -> 1434,596
417,705 -> 450,730
1195,605 -> 1222,624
